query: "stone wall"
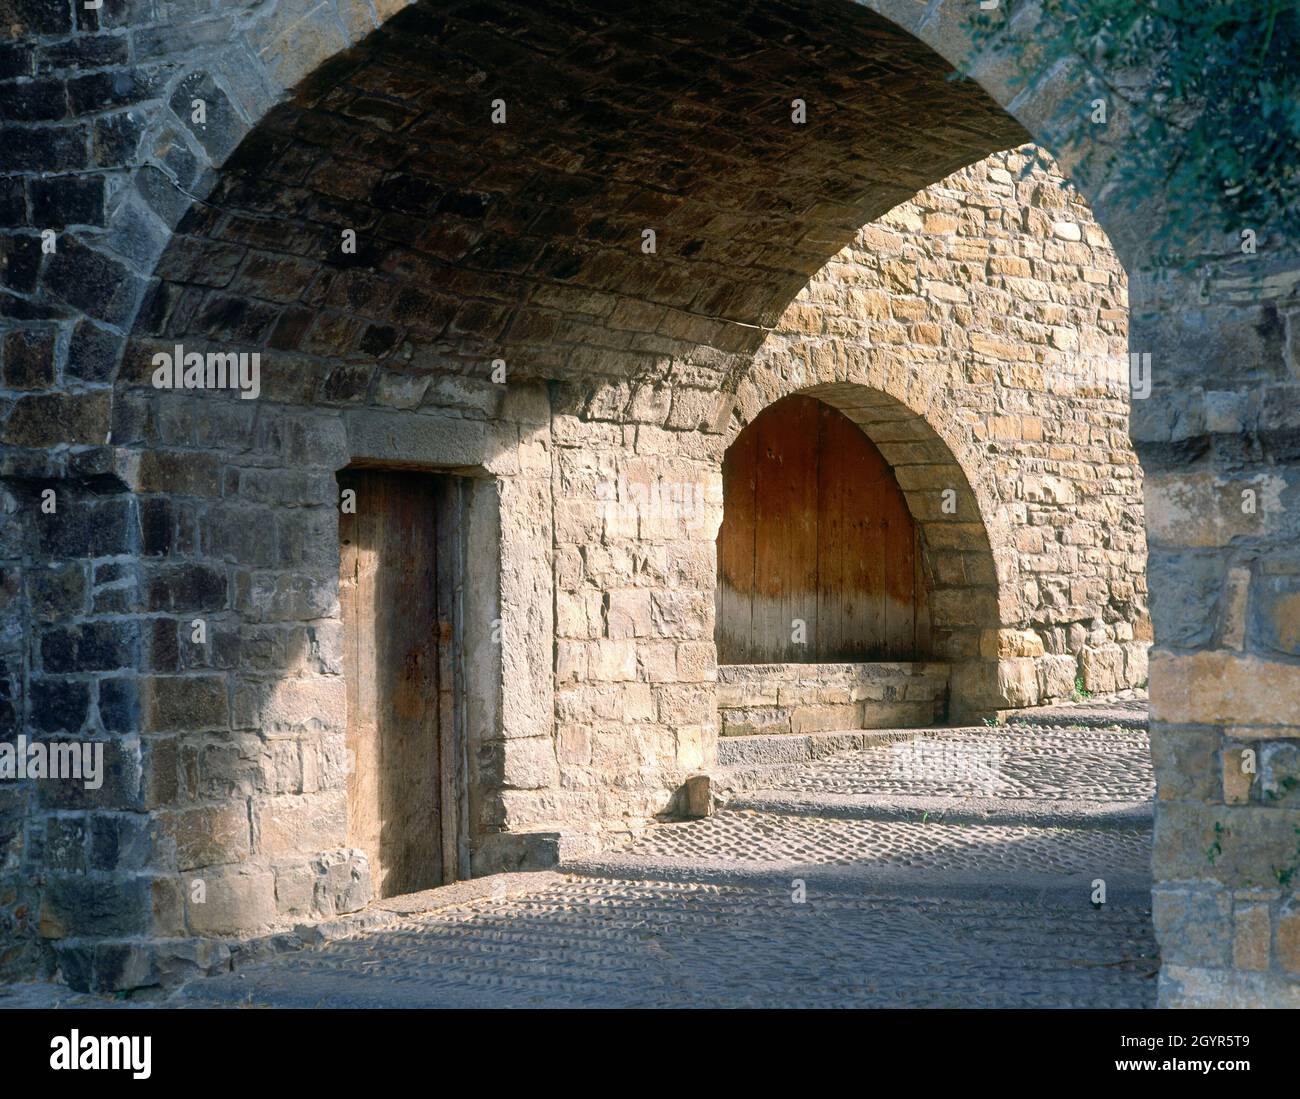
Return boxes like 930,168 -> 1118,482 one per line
1139,264 -> 1300,1007
1,0 -> 1295,1008
717,663 -> 950,737
2,137 -> 1147,987
505,144 -> 1147,850
737,146 -> 1148,713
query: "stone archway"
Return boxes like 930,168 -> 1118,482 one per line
718,380 -> 1006,725
4,0 -> 1296,1007
90,1 -> 1042,982
721,142 -> 1150,721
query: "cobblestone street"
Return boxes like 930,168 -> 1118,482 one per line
166,703 -> 1157,1009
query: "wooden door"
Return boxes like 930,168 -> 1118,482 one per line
338,469 -> 442,898
716,395 -> 926,664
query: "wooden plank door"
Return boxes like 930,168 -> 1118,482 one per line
716,424 -> 758,665
338,469 -> 442,898
752,393 -> 820,662
717,395 -> 924,664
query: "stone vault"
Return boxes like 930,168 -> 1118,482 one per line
0,0 -> 1298,1007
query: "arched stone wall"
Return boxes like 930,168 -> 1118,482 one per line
726,380 -> 1003,715
729,145 -> 1148,717
12,0 -> 1039,989
3,0 -> 1298,1007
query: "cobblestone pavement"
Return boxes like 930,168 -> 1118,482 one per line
763,726 -> 1154,802
172,878 -> 1156,1008
165,707 -> 1157,1009
614,812 -> 1152,877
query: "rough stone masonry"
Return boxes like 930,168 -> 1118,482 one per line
0,0 -> 1297,1009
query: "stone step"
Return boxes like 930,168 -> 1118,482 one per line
712,761 -> 803,798
711,729 -> 924,803
751,724 -> 1154,804
725,789 -> 1153,829
1005,700 -> 1148,731
561,855 -> 1152,905
716,728 -> 921,768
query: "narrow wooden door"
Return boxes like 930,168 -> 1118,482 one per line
716,395 -> 926,664
338,469 -> 442,898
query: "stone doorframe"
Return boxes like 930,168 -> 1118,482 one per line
340,403 -> 553,873
341,407 -> 556,875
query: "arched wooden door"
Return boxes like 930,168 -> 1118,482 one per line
716,395 -> 929,664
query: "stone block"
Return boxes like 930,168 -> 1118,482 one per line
1260,741 -> 1300,807
1037,653 -> 1077,701
28,677 -> 90,734
142,674 -> 228,733
158,802 -> 251,870
39,875 -> 150,939
186,865 -> 277,935
89,942 -> 158,992
587,640 -> 637,682
151,875 -> 185,937
2,326 -> 56,388
1147,552 -> 1222,648
274,860 -> 317,917
675,640 -> 717,682
253,791 -> 346,857
312,849 -> 371,917
605,588 -> 651,639
1232,903 -> 1271,972
651,683 -> 709,726
1278,900 -> 1300,974
1151,885 -> 1232,968
1144,472 -> 1280,549
502,736 -> 559,790
675,726 -> 709,771
1080,645 -> 1122,694
683,773 -> 712,818
234,675 -> 345,737
860,701 -> 938,729
3,392 -> 111,447
1221,745 -> 1255,806
997,657 -> 1039,708
1155,803 -> 1300,888
720,707 -> 789,737
170,71 -> 247,162
556,725 -> 592,767
1149,725 -> 1219,803
980,628 -> 1044,660
40,619 -> 137,673
791,702 -> 861,734
1250,571 -> 1300,657
1153,651 -> 1300,730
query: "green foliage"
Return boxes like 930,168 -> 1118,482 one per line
1271,824 -> 1300,886
1206,820 -> 1225,866
1264,774 -> 1298,802
1071,674 -> 1092,701
963,0 -> 1300,259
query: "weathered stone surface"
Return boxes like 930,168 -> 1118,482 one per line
0,0 -> 1289,1010
185,865 -> 277,935
717,663 -> 949,735
1153,651 -> 1300,731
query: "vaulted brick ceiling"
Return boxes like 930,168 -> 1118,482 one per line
129,0 -> 1028,387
